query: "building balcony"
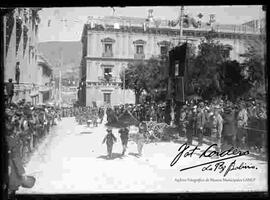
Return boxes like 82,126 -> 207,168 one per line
98,76 -> 117,83
134,53 -> 145,60
102,51 -> 113,58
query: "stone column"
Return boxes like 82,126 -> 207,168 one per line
87,32 -> 91,57
128,34 -> 132,58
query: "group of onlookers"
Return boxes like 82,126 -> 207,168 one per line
178,97 -> 267,152
5,99 -> 63,199
75,106 -> 104,126
105,96 -> 267,152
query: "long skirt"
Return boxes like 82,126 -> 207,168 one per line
137,140 -> 144,155
107,143 -> 113,157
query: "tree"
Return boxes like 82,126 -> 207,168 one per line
144,55 -> 169,101
240,36 -> 267,99
191,32 -> 232,99
122,55 -> 170,104
120,61 -> 148,104
221,60 -> 252,101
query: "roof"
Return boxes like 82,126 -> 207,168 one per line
84,15 -> 263,35
37,55 -> 53,73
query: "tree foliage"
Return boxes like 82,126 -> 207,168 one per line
220,60 -> 252,101
120,61 -> 148,104
121,31 -> 266,103
189,33 -> 232,98
240,37 -> 266,86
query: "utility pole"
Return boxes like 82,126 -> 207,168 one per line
170,6 -> 185,127
3,15 -> 6,71
123,64 -> 126,106
59,49 -> 63,107
179,6 -> 184,43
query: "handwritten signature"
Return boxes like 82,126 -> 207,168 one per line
202,160 -> 257,177
170,143 -> 257,176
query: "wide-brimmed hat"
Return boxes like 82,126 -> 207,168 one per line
223,105 -> 232,113
21,176 -> 36,188
106,127 -> 112,132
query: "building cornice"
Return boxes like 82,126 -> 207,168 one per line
84,24 -> 263,40
85,56 -> 149,62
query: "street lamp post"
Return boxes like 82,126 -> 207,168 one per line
123,65 -> 126,106
170,6 -> 185,127
179,6 -> 184,43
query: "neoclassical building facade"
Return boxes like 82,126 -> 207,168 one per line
80,15 -> 263,107
3,8 -> 55,104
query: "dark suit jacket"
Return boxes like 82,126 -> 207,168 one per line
7,135 -> 25,191
6,82 -> 14,96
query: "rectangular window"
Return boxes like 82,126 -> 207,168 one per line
104,67 -> 112,81
104,68 -> 112,77
160,46 -> 168,55
104,93 -> 111,104
136,45 -> 144,54
105,44 -> 112,53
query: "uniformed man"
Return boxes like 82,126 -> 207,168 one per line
179,108 -> 188,138
213,106 -> 223,152
196,103 -> 206,146
236,102 -> 248,148
186,107 -> 196,145
221,105 -> 237,150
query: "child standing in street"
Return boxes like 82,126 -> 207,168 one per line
119,127 -> 129,155
102,128 -> 117,158
136,123 -> 146,156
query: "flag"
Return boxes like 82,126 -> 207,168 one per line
175,77 -> 185,102
166,78 -> 173,100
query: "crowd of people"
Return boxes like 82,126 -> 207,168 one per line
4,95 -> 267,198
106,102 -> 166,124
178,96 -> 267,152
106,96 -> 267,153
75,106 -> 104,126
5,99 -> 64,164
5,99 -> 65,198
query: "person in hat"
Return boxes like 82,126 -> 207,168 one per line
179,108 -> 188,138
102,128 -> 117,158
221,105 -> 237,150
195,105 -> 206,146
212,106 -> 223,152
6,117 -> 28,200
236,102 -> 248,148
6,78 -> 15,105
186,107 -> 196,145
15,62 -> 20,84
119,127 -> 129,155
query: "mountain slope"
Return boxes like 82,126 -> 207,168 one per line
37,41 -> 82,78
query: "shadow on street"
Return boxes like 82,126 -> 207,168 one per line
128,152 -> 141,158
97,153 -> 124,160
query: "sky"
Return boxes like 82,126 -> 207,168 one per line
37,6 -> 265,42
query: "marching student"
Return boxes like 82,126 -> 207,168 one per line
119,127 -> 129,155
136,123 -> 146,156
102,128 -> 117,158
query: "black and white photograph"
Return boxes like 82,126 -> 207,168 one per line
1,5 -> 267,198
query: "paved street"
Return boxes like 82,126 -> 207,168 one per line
18,117 -> 267,194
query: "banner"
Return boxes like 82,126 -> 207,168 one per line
175,77 -> 184,102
